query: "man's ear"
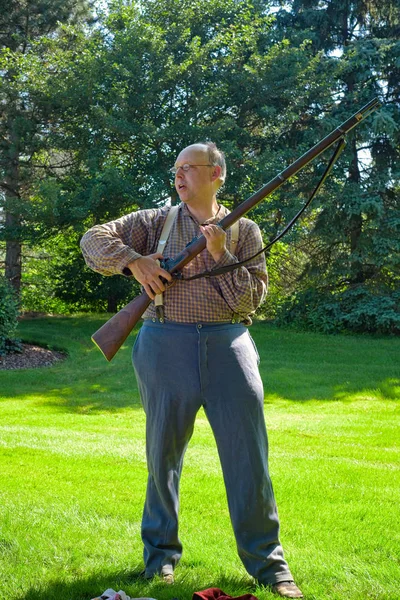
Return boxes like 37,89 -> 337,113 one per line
211,165 -> 222,183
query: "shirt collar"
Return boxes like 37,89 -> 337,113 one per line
180,202 -> 229,225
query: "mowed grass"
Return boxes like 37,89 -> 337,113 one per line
0,315 -> 399,600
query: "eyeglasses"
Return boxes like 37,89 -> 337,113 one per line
169,163 -> 213,175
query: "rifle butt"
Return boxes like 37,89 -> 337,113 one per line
91,292 -> 151,361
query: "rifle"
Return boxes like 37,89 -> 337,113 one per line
91,98 -> 380,361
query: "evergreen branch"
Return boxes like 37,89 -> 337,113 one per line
0,182 -> 21,197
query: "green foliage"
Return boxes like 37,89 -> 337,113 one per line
0,0 -> 93,50
0,0 -> 94,296
266,0 -> 400,332
52,253 -> 139,313
21,232 -> 139,314
30,0 -> 324,219
276,286 -> 400,335
0,274 -> 21,355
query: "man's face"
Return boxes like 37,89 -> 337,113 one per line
173,145 -> 217,204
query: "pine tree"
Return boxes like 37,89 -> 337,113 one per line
0,0 -> 92,294
270,0 -> 400,333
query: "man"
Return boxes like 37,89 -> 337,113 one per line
80,142 -> 303,599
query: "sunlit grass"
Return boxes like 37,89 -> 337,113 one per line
0,316 -> 399,600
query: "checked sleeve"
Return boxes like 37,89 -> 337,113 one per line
80,208 -> 168,276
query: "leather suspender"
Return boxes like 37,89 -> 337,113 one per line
230,219 -> 239,255
154,205 -> 179,320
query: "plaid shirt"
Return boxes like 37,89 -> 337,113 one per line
80,202 -> 267,324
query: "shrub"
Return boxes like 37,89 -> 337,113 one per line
275,287 -> 400,335
0,275 -> 21,356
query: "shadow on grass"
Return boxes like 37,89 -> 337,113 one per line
262,371 -> 400,402
2,317 -> 144,412
16,568 -> 264,600
0,361 -> 144,412
16,568 -> 142,600
38,385 -> 144,413
4,317 -> 399,409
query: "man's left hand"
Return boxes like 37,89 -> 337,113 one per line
200,224 -> 226,262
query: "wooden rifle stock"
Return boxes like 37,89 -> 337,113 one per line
92,292 -> 152,360
91,98 -> 380,361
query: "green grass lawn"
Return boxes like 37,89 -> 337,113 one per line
1,316 -> 399,600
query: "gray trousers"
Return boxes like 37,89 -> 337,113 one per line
132,320 -> 292,585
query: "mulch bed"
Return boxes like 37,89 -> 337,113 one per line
0,343 -> 66,370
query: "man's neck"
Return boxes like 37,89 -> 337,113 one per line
186,199 -> 220,224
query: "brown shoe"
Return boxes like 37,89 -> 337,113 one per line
271,581 -> 303,598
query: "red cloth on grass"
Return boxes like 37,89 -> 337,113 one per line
193,588 -> 259,600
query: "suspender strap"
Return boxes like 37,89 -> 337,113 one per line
156,205 -> 179,256
154,205 -> 179,319
230,219 -> 239,255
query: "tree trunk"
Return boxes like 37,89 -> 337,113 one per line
348,136 -> 364,284
107,293 -> 118,313
4,117 -> 22,296
5,229 -> 22,294
170,188 -> 179,205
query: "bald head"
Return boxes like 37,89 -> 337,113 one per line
182,142 -> 226,187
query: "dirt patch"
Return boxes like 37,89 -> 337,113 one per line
0,343 -> 66,370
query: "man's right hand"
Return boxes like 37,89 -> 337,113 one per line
127,253 -> 173,300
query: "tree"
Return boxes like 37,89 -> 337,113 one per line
0,0 -> 93,295
24,0 -> 328,307
3,0 -> 397,332
269,0 -> 400,333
